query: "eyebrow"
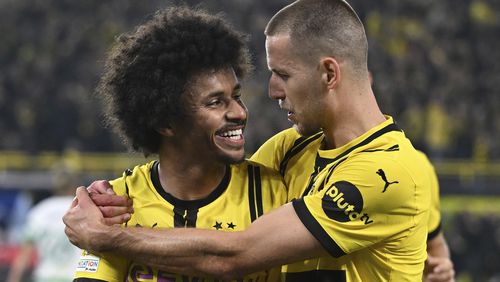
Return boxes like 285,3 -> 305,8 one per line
270,68 -> 287,75
233,83 -> 241,93
205,83 -> 242,99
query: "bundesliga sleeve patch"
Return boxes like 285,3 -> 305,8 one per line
76,253 -> 100,272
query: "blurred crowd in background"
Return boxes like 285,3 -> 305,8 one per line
0,0 -> 499,281
0,0 -> 499,159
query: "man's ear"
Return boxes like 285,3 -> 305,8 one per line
320,57 -> 341,89
156,126 -> 175,137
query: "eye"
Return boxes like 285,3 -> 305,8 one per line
274,71 -> 289,81
233,92 -> 242,101
207,99 -> 223,107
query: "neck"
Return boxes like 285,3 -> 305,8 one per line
322,83 -> 385,149
157,145 -> 227,201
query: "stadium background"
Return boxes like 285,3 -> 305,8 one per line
0,0 -> 499,281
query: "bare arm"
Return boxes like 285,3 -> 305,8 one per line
424,233 -> 455,282
64,187 -> 327,280
6,243 -> 35,282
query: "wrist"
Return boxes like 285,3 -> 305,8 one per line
87,223 -> 120,253
106,224 -> 123,252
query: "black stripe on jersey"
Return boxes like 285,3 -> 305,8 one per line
292,199 -> 346,258
302,123 -> 401,196
325,122 -> 401,165
284,270 -> 346,282
151,161 -> 230,210
313,157 -> 348,194
279,131 -> 323,176
174,206 -> 186,227
123,169 -> 133,227
428,222 -> 442,241
173,207 -> 198,228
186,209 -> 198,227
124,169 -> 132,196
362,144 -> 400,153
301,155 -> 332,197
248,165 -> 257,222
254,166 -> 264,218
303,156 -> 347,196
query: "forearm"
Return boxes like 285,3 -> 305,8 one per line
108,226 -> 253,279
7,245 -> 33,282
65,190 -> 324,280
424,233 -> 455,282
104,205 -> 324,280
427,233 -> 450,258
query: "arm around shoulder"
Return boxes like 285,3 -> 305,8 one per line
110,202 -> 327,280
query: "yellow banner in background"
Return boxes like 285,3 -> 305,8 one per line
441,196 -> 500,215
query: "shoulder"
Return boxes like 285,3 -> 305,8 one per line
264,128 -> 303,145
251,128 -> 322,173
312,135 -> 430,198
233,159 -> 282,180
335,144 -> 427,187
321,146 -> 431,214
232,160 -> 286,191
250,128 -> 301,164
235,160 -> 288,207
109,160 -> 156,196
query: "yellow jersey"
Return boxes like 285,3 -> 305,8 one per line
251,117 -> 432,281
74,160 -> 287,282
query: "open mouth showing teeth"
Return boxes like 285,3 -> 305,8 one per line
218,128 -> 243,140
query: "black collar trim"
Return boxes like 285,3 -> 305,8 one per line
150,161 -> 231,210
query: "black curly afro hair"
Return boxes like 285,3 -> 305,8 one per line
97,6 -> 252,156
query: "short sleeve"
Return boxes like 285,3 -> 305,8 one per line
109,175 -> 128,196
416,151 -> 441,238
426,160 -> 441,239
74,251 -> 128,282
293,155 -> 428,257
73,174 -> 131,281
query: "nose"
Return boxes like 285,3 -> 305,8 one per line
226,99 -> 248,121
268,73 -> 286,101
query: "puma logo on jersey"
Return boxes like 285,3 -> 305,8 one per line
376,169 -> 399,193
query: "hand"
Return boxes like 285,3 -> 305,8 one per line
424,255 -> 455,282
63,187 -> 117,252
87,180 -> 133,225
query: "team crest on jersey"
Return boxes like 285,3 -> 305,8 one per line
322,181 -> 373,225
76,253 -> 100,272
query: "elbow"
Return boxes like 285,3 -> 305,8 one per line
216,259 -> 247,281
201,231 -> 253,280
204,247 -> 249,280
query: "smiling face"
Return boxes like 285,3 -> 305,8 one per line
266,34 -> 326,136
171,67 -> 247,164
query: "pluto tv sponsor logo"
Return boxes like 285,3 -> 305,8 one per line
322,181 -> 373,225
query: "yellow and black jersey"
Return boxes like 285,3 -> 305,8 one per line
74,160 -> 287,282
251,125 -> 441,238
251,127 -> 322,203
251,116 -> 433,281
